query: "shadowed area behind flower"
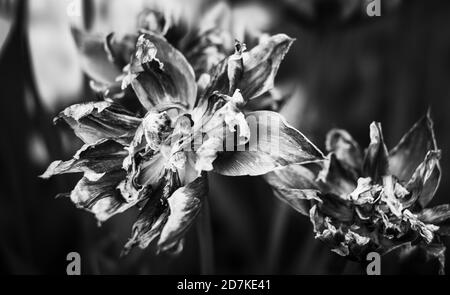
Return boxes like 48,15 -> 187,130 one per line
1,0 -> 450,275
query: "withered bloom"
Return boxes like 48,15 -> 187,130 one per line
41,13 -> 323,254
265,113 -> 449,274
71,2 -> 260,99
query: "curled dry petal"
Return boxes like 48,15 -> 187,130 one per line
70,170 -> 142,222
403,210 -> 439,244
142,111 -> 172,151
389,112 -> 438,182
158,175 -> 207,252
406,150 -> 442,208
318,194 -> 354,223
423,244 -> 447,276
325,129 -> 363,172
195,90 -> 250,173
40,139 -> 127,182
264,163 -> 321,216
180,2 -> 233,77
227,40 -> 246,95
317,154 -> 357,199
137,8 -> 171,36
363,122 -> 389,182
55,101 -> 142,144
123,192 -> 169,254
105,33 -> 138,70
71,28 -> 123,85
349,177 -> 381,206
128,33 -> 197,110
213,111 -> 324,176
123,171 -> 182,254
123,174 -> 207,254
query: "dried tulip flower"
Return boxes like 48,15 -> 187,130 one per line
41,18 -> 324,255
265,112 -> 449,274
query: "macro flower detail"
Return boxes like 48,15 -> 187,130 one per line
265,113 -> 449,274
41,11 -> 324,255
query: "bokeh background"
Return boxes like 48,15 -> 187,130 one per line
1,0 -> 449,274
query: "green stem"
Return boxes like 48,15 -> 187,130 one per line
197,197 -> 215,275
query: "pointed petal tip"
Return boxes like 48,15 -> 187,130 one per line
39,160 -> 63,179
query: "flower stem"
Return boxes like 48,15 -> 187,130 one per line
197,197 -> 215,274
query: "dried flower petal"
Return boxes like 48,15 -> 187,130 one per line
418,204 -> 450,224
202,34 -> 295,103
406,150 -> 442,208
265,163 -> 322,216
213,111 -> 324,176
326,129 -> 363,172
71,28 -> 123,85
158,175 -> 207,252
363,122 -> 389,182
70,170 -> 141,222
317,154 -> 357,199
40,139 -> 127,181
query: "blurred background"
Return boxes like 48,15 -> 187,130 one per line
1,0 -> 449,274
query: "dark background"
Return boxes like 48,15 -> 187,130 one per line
1,0 -> 449,274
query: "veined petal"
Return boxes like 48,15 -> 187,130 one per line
105,33 -> 138,69
181,2 -> 232,77
194,90 -> 250,174
69,170 -> 140,223
40,139 -> 127,181
239,34 -> 294,100
264,164 -> 322,216
389,113 -> 438,182
273,188 -> 321,216
137,8 -> 171,36
55,101 -> 142,144
317,154 -> 357,199
325,129 -> 363,173
264,163 -> 321,190
418,204 -> 450,224
123,192 -> 170,253
319,194 -> 355,223
212,111 -> 324,176
202,34 -> 295,103
122,170 -> 182,254
406,150 -> 442,208
128,33 -> 197,110
363,122 -> 389,182
157,175 -> 207,252
71,28 -> 122,85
